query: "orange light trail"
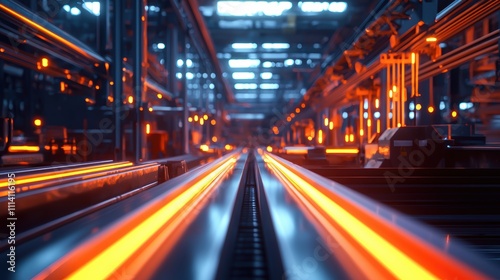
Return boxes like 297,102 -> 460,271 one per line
263,153 -> 487,280
36,155 -> 238,279
0,4 -> 98,61
0,162 -> 133,190
8,145 -> 40,152
325,148 -> 359,154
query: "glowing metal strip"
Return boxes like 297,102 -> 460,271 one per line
263,153 -> 487,279
0,162 -> 133,189
35,155 -> 238,279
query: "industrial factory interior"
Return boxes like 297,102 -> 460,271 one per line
0,0 -> 499,278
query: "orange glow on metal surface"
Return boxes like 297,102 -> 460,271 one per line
411,52 -> 416,64
451,110 -> 457,118
295,108 -> 300,113
389,90 -> 393,99
34,118 -> 42,127
8,145 -> 40,153
194,115 -> 199,122
41,58 -> 49,67
0,4 -> 101,61
318,129 -> 323,144
301,103 -> 306,108
324,117 -> 329,126
329,121 -> 334,130
263,153 -> 487,280
349,134 -> 354,142
345,134 -> 349,142
211,119 -> 216,126
367,119 -> 372,127
392,85 -> 397,92
60,81 -> 66,92
359,129 -> 364,136
326,148 -> 359,154
286,116 -> 291,122
290,113 -> 295,118
376,119 -> 381,133
426,36 -> 437,42
428,106 -> 434,113
266,146 -> 273,152
146,124 -> 151,134
285,148 -> 308,155
200,144 -> 209,152
416,104 -> 422,111
127,96 -> 134,104
212,136 -> 218,142
375,98 -> 379,109
40,156 -> 237,279
0,162 -> 133,191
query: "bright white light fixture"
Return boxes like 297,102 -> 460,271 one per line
459,102 -> 474,110
235,93 -> 258,99
217,1 -> 292,17
228,59 -> 260,68
374,112 -> 381,118
260,83 -> 279,90
63,5 -> 70,12
83,2 -> 101,16
70,7 -> 81,15
299,2 -> 347,13
233,72 -> 256,79
186,72 -> 194,80
363,112 -> 368,119
262,43 -> 290,49
260,72 -> 273,79
186,59 -> 193,67
177,59 -> 183,67
329,2 -> 347,12
284,59 -> 294,67
176,73 -> 182,79
439,101 -> 446,110
409,112 -> 415,119
232,43 -> 258,49
229,113 -> 265,120
260,93 -> 275,100
157,43 -> 165,50
262,61 -> 274,68
342,112 -> 348,119
235,83 -> 258,89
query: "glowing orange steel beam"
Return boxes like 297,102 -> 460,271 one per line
7,145 -> 40,152
0,4 -> 95,60
35,156 -> 238,279
0,162 -> 133,189
325,148 -> 359,154
263,153 -> 487,280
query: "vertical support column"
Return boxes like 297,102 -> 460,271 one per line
112,0 -> 123,161
167,25 -> 178,96
179,33 -> 189,154
359,95 -> 364,145
379,69 -> 387,132
0,60 -> 4,116
133,0 -> 146,162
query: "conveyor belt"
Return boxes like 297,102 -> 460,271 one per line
1,149 -> 499,279
229,163 -> 268,278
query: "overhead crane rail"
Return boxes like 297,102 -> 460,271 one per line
313,0 -> 500,111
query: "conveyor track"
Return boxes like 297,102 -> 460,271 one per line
217,152 -> 283,280
229,161 -> 268,279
